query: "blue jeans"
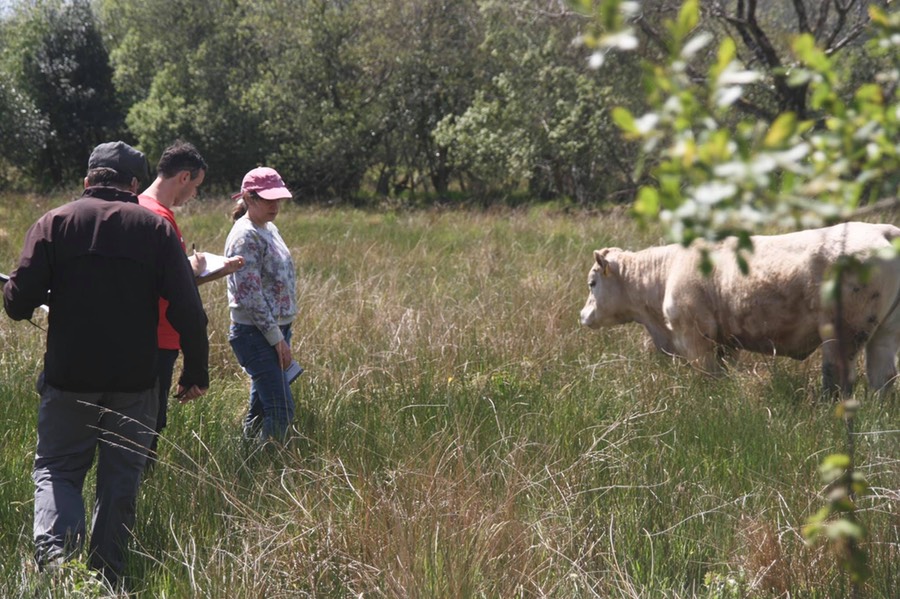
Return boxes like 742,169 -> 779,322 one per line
229,323 -> 294,440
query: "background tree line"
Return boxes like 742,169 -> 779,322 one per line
0,0 -> 892,203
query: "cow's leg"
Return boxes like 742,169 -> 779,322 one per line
821,338 -> 838,396
820,338 -> 855,399
865,325 -> 900,395
715,345 -> 738,369
672,328 -> 722,376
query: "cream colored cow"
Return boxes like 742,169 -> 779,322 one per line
580,222 -> 900,394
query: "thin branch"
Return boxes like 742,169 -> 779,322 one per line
823,0 -> 853,50
791,0 -> 811,34
814,2 -> 832,38
744,0 -> 782,70
826,22 -> 869,54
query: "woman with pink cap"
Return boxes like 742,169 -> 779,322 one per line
225,167 -> 298,441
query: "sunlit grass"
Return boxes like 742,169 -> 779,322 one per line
0,193 -> 897,597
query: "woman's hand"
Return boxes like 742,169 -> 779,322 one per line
222,255 -> 245,274
275,339 -> 292,370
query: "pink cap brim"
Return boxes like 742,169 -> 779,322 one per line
255,187 -> 292,200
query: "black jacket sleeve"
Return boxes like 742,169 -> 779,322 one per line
3,217 -> 51,321
157,228 -> 210,389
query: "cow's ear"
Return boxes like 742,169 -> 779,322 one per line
594,249 -> 612,277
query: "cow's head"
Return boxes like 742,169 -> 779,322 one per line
580,248 -> 619,328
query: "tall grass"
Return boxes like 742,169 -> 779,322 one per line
0,193 -> 897,597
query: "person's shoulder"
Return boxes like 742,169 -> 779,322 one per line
121,199 -> 160,218
226,217 -> 264,247
137,194 -> 158,210
138,194 -> 177,222
230,216 -> 260,235
119,201 -> 175,232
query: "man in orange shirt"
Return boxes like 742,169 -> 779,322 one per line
139,141 -> 243,463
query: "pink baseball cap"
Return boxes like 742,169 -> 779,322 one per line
231,167 -> 293,200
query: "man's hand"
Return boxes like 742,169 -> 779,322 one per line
188,251 -> 207,278
174,384 -> 207,403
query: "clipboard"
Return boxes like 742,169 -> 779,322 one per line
285,360 -> 304,384
196,253 -> 229,278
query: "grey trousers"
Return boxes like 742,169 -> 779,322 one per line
33,379 -> 158,584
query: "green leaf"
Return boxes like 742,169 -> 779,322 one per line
825,519 -> 865,541
568,0 -> 594,17
854,83 -> 883,106
612,107 -> 638,134
676,0 -> 699,41
832,498 -> 857,514
599,0 -> 623,29
821,453 -> 852,471
763,112 -> 797,148
792,34 -> 830,71
851,473 -> 869,496
802,522 -> 823,542
786,68 -> 813,87
820,278 -> 838,303
634,187 -> 660,217
714,38 -> 736,79
805,506 -> 832,528
868,6 -> 888,26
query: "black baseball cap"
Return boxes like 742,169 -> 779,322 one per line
88,141 -> 151,185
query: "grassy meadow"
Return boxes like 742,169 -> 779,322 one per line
0,191 -> 898,598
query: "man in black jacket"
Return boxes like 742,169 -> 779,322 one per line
2,140 -> 209,586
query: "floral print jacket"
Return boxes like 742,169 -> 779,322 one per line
225,215 -> 297,345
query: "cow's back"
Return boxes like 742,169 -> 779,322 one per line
666,222 -> 900,360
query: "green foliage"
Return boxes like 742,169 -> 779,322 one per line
0,79 -> 48,189
433,0 -> 643,203
802,435 -> 873,585
592,3 -> 900,247
240,0 -> 380,198
29,560 -> 111,597
703,569 -> 748,599
98,0 -> 649,201
5,0 -> 881,202
100,0 -> 269,184
1,0 -> 124,187
362,0 -> 485,198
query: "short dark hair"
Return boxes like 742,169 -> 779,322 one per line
86,167 -> 136,188
156,141 -> 208,180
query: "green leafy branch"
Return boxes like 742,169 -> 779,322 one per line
578,1 -> 900,251
802,444 -> 871,587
